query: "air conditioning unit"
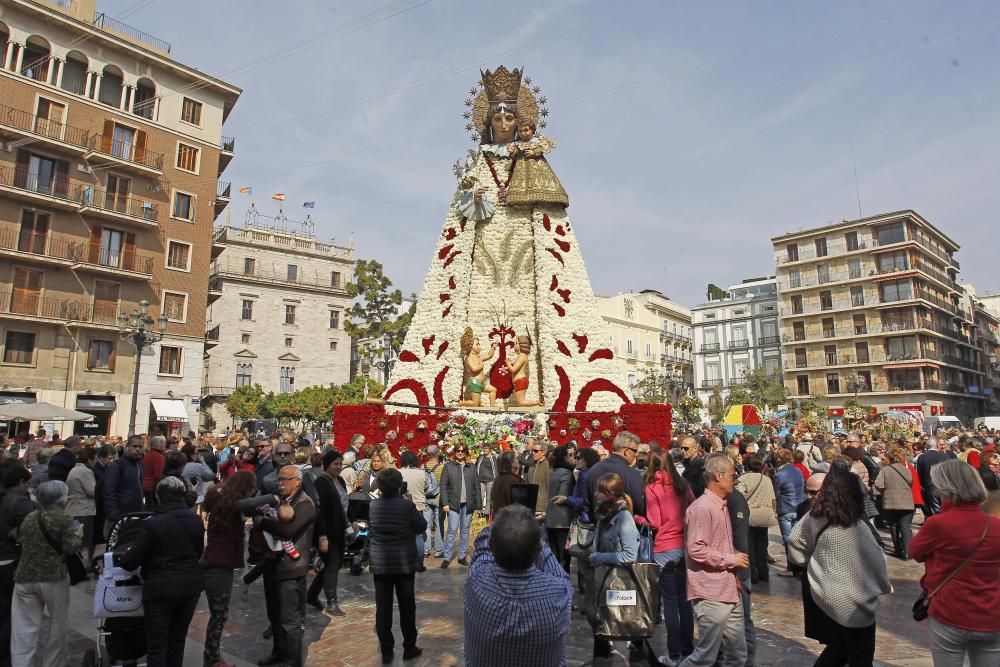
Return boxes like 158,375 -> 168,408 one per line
77,163 -> 91,173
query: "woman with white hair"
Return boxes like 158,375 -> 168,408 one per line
910,459 -> 1000,666
11,480 -> 82,667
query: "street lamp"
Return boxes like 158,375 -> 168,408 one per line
847,374 -> 866,402
117,299 -> 167,437
365,342 -> 396,387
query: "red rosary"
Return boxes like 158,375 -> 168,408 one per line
484,154 -> 517,204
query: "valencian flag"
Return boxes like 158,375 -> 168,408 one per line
303,201 -> 315,208
238,186 -> 252,195
272,193 -> 286,202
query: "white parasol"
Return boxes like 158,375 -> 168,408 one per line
0,401 -> 94,422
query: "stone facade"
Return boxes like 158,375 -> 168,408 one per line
201,223 -> 355,431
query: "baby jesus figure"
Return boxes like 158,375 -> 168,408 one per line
505,120 -> 568,207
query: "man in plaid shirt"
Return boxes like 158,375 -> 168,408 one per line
463,505 -> 574,666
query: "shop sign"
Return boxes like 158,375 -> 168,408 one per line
888,405 -> 922,412
827,408 -> 845,416
0,394 -> 36,405
76,397 -> 117,410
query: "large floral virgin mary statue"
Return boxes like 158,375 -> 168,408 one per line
384,67 -> 630,412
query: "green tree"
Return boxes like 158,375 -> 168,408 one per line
707,387 -> 726,425
297,385 -> 338,427
634,369 -> 670,404
344,260 -> 414,384
335,376 -> 385,405
225,384 -> 267,421
675,394 -> 704,425
744,367 -> 787,410
707,283 -> 728,300
724,386 -> 753,412
265,392 -> 305,427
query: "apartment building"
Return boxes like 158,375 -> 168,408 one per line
773,210 -> 987,422
0,0 -> 240,438
636,289 -> 694,391
201,214 -> 356,431
597,293 -> 662,397
691,277 -> 781,405
966,286 -> 1000,414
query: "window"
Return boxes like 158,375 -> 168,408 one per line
817,264 -> 830,284
329,310 -> 339,329
93,281 -> 120,322
848,258 -> 862,279
280,366 -> 295,393
166,241 -> 190,270
822,318 -> 835,337
172,191 -> 193,221
98,228 -> 124,267
329,341 -> 338,351
795,348 -> 807,368
34,98 -> 65,140
788,270 -> 801,288
855,342 -> 870,364
763,356 -> 781,376
181,97 -> 202,126
241,300 -> 253,320
105,173 -> 130,213
881,279 -> 912,303
791,295 -> 803,314
705,362 -> 721,381
18,210 -> 49,254
285,337 -> 293,348
244,257 -> 255,275
645,342 -> 652,358
331,271 -> 341,288
815,238 -> 828,257
3,331 -> 35,365
241,333 -> 251,344
850,285 -> 865,307
793,321 -> 805,341
796,375 -> 810,395
162,292 -> 186,322
878,251 -> 908,273
824,345 -> 838,366
826,373 -> 841,394
819,291 -> 833,311
158,346 -> 181,375
786,245 -> 799,262
287,264 -> 298,282
845,231 -> 859,252
733,309 -> 745,316
175,143 -> 199,173
887,336 -> 917,360
87,339 -> 115,370
11,267 -> 42,315
236,363 -> 252,388
875,222 -> 905,246
285,304 -> 296,325
626,339 -> 634,356
853,314 -> 867,335
19,150 -> 68,196
733,359 -> 749,381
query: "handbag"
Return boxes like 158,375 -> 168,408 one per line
569,518 -> 594,549
745,475 -> 777,528
636,523 -> 655,564
37,514 -> 88,585
913,519 -> 990,621
589,563 -> 661,639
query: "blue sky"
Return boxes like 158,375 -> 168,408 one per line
104,0 -> 1000,306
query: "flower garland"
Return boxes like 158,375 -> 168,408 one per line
442,410 -> 539,456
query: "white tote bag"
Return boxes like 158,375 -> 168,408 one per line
93,552 -> 144,618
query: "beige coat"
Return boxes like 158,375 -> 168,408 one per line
873,463 -> 915,511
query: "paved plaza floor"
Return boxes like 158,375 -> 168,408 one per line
61,524 -> 934,667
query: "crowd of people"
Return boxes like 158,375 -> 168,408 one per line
0,423 -> 997,666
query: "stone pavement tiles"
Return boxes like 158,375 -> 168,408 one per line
62,525 -> 935,667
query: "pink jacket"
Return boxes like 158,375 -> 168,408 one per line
645,472 -> 695,553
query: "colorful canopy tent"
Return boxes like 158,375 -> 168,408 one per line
723,404 -> 762,437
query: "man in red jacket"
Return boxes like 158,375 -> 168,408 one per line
142,435 -> 166,507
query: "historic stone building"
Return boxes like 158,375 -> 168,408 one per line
201,212 -> 355,430
0,0 -> 239,437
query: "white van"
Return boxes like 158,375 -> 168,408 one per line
973,417 -> 1000,431
922,415 -> 963,435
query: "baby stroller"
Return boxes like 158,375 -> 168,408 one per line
82,512 -> 152,667
346,491 -> 370,575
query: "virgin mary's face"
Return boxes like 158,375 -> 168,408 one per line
491,111 -> 517,144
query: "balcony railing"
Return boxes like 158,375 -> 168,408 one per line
701,379 -> 724,388
0,165 -> 73,201
217,181 -> 232,198
221,136 -> 235,152
86,134 -> 164,170
0,102 -> 90,148
776,237 -> 873,265
206,325 -> 220,341
75,186 -> 159,222
76,246 -> 154,275
758,336 -> 781,346
728,339 -> 750,349
0,228 -> 79,262
700,343 -> 721,353
210,259 -> 348,291
92,12 -> 171,53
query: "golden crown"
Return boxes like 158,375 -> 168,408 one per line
480,66 -> 522,104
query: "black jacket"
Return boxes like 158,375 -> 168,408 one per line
47,448 -> 77,483
726,489 -> 751,591
118,502 -> 205,601
315,473 -> 348,552
682,456 -> 707,499
586,454 -> 646,517
368,495 -> 427,575
440,461 -> 481,511
104,456 -> 144,524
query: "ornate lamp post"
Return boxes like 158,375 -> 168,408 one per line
117,299 -> 167,437
846,374 -> 866,402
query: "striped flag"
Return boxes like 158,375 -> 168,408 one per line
303,201 -> 315,209
238,185 -> 252,195
272,193 -> 286,202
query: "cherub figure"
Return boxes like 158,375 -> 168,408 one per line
506,333 -> 543,408
512,120 -> 555,159
458,327 -> 498,407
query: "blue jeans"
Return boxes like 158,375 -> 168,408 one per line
655,548 -> 694,660
423,505 -> 442,556
443,504 -> 472,560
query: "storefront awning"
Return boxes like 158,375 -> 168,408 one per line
150,398 -> 189,422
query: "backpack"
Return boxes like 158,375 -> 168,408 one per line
424,462 -> 441,500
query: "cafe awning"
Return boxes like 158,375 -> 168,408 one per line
150,398 -> 189,423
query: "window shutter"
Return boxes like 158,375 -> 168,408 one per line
101,120 -> 114,153
123,231 -> 136,271
55,160 -> 69,196
108,340 -> 116,370
87,339 -> 96,369
14,149 -> 29,187
135,130 -> 147,163
87,224 -> 102,264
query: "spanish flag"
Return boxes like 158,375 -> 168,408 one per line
238,186 -> 252,195
272,193 -> 286,202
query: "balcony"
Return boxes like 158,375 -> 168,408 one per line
209,259 -> 347,293
207,276 -> 223,304
943,354 -> 978,371
728,339 -> 750,349
0,102 -> 90,153
758,336 -> 781,347
214,181 -> 231,218
700,343 -> 721,353
92,12 -> 172,54
0,290 -> 137,329
776,237 -> 872,266
75,186 -> 159,226
0,166 -> 79,210
701,379 -> 724,388
0,228 -> 78,266
203,386 -> 235,398
219,136 -> 235,172
72,246 -> 154,280
205,324 -> 220,349
660,329 -> 693,346
85,134 -> 164,174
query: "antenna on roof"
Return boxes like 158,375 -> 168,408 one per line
849,137 -> 862,218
